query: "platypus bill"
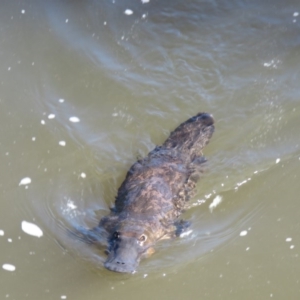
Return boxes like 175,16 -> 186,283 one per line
89,113 -> 214,273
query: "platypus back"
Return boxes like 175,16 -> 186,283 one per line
162,112 -> 214,161
96,112 -> 215,273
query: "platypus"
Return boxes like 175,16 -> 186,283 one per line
93,113 -> 214,273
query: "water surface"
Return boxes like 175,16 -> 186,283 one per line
1,0 -> 300,299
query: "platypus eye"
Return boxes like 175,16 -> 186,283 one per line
113,231 -> 120,239
138,234 -> 147,242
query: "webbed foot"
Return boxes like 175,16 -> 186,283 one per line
174,219 -> 191,237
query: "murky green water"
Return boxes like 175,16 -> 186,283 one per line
1,0 -> 300,299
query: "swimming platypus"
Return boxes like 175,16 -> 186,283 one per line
95,113 -> 214,273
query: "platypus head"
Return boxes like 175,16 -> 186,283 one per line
104,222 -> 156,273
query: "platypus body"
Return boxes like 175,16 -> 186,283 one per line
95,113 -> 214,273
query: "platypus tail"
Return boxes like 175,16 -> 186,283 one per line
162,112 -> 214,159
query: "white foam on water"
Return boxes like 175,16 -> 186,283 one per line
19,177 -> 31,186
240,230 -> 248,236
66,200 -> 77,210
180,230 -> 193,238
209,195 -> 222,212
21,221 -> 43,238
237,179 -> 248,187
2,264 -> 16,271
69,116 -> 80,123
124,9 -> 133,15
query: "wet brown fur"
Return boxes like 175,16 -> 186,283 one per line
97,113 -> 214,272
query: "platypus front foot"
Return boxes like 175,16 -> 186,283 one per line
174,219 -> 191,237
